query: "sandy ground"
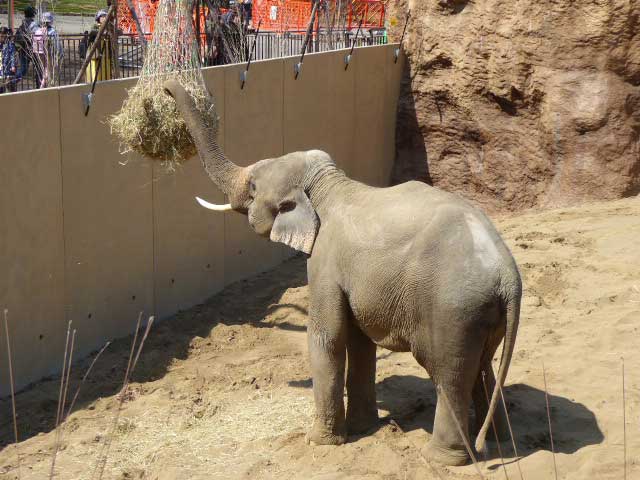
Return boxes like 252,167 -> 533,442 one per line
1,196 -> 639,480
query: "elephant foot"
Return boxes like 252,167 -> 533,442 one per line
346,408 -> 379,435
422,441 -> 469,467
305,421 -> 346,446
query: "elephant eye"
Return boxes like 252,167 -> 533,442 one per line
278,200 -> 296,213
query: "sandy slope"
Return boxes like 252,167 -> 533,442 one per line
1,196 -> 639,479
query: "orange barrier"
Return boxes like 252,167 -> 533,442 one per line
253,0 -> 312,32
118,0 -> 385,36
117,0 -> 160,35
117,1 -> 212,36
347,0 -> 385,29
252,0 -> 385,32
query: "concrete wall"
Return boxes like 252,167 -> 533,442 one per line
0,44 -> 405,395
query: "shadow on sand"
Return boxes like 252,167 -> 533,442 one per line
0,254 -> 309,448
290,373 -> 604,461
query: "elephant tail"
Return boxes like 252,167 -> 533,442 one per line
474,284 -> 521,452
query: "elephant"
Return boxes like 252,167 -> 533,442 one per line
163,80 -> 522,466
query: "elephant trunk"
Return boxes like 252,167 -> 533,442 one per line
163,80 -> 249,208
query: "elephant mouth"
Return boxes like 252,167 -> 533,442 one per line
249,218 -> 273,238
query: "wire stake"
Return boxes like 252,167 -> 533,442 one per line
345,16 -> 364,71
542,362 -> 558,480
622,357 -> 627,480
84,41 -> 108,116
295,0 -> 320,79
481,371 -> 509,480
241,19 -> 261,89
497,382 -> 525,480
437,384 -> 485,479
4,309 -> 22,479
395,10 -> 411,63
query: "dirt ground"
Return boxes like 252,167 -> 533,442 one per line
1,196 -> 639,480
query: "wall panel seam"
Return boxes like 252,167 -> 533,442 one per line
56,88 -> 69,326
151,164 -> 157,320
281,57 -> 285,158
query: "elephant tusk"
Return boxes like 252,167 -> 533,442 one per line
195,196 -> 233,211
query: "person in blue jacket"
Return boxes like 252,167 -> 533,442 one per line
0,27 -> 18,93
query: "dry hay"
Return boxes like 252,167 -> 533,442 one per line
109,76 -> 215,169
104,387 -> 313,477
109,0 -> 215,170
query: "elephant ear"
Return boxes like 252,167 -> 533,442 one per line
270,189 -> 319,254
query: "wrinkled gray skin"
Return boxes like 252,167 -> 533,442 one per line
164,80 -> 522,466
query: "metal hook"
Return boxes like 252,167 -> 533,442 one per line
241,19 -> 261,90
83,41 -> 107,116
344,16 -> 364,71
394,10 -> 411,64
295,0 -> 320,79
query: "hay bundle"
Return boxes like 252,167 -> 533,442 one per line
110,0 -> 214,169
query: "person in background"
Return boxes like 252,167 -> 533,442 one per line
221,8 -> 237,26
85,9 -> 112,82
33,11 -> 63,88
0,27 -> 18,93
15,6 -> 38,81
88,9 -> 109,45
210,12 -> 225,65
239,0 -> 252,31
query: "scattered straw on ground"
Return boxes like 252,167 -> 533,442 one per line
105,388 -> 313,477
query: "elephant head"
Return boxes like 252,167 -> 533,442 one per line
164,80 -> 321,254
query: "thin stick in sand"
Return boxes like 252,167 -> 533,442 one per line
128,316 -> 155,376
94,314 -> 153,480
622,357 -> 627,480
61,330 -> 76,423
436,384 -> 485,479
64,341 -> 111,421
50,328 -> 76,479
92,313 -> 142,480
54,321 -> 72,432
4,309 -> 22,479
542,362 -> 558,480
481,371 -> 509,480
47,341 -> 112,477
497,381 -> 525,480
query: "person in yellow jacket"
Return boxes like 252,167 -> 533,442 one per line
85,10 -> 112,82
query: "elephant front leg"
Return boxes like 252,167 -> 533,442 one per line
305,290 -> 349,446
345,322 -> 378,434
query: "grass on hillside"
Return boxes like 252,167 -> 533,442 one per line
11,0 -> 107,16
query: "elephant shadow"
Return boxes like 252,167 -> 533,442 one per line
374,375 -> 604,459
0,254 -> 310,449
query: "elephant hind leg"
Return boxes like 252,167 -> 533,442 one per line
423,382 -> 476,466
472,361 -> 508,441
416,334 -> 486,466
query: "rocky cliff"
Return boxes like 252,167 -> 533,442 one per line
388,0 -> 640,212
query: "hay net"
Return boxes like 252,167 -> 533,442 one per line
110,0 -> 216,168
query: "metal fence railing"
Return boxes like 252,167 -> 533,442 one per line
0,30 -> 386,93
